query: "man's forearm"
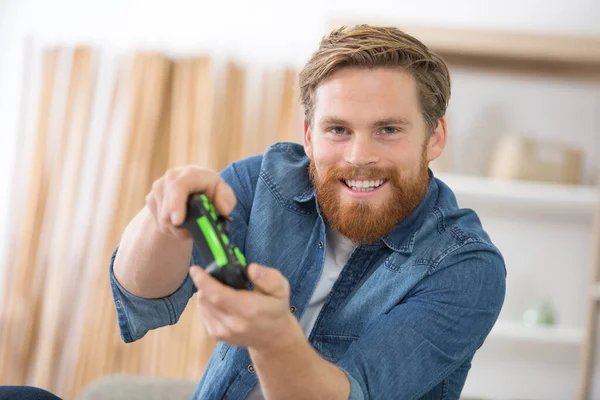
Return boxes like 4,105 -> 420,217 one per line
248,316 -> 350,400
113,206 -> 193,299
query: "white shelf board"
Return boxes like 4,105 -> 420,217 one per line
435,172 -> 598,218
489,320 -> 584,345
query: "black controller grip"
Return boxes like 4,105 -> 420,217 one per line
177,193 -> 249,290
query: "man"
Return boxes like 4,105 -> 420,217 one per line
111,24 -> 506,400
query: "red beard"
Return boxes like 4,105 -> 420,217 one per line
309,146 -> 430,245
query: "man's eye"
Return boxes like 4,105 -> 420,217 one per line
330,127 -> 347,135
381,127 -> 399,135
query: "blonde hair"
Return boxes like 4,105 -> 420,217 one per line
299,24 -> 451,134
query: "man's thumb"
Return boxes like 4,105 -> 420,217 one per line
248,263 -> 288,298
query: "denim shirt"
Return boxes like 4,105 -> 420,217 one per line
109,142 -> 506,400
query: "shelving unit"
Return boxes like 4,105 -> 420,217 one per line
490,320 -> 584,346
435,172 -> 598,219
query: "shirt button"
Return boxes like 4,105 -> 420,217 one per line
318,241 -> 323,249
248,365 -> 255,373
290,305 -> 296,314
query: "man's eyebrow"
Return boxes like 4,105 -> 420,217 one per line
317,116 -> 412,128
370,118 -> 412,128
317,116 -> 348,126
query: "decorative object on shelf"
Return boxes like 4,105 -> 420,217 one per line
488,134 -> 584,185
522,298 -> 557,327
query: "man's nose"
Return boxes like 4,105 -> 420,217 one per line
345,135 -> 379,166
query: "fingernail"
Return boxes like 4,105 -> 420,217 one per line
253,264 -> 264,281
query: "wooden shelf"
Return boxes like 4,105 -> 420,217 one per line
328,21 -> 600,76
394,25 -> 600,67
435,172 -> 598,219
490,320 -> 584,345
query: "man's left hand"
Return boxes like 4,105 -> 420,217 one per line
189,263 -> 297,353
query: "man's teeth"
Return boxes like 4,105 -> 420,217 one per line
344,179 -> 385,191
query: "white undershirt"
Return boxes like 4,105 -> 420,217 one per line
245,225 -> 357,400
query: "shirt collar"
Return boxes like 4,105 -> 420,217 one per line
293,184 -> 316,203
381,170 -> 438,253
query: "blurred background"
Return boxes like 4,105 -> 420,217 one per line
0,0 -> 599,399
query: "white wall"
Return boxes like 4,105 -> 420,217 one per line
1,0 -> 599,398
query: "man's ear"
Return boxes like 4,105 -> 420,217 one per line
303,119 -> 313,159
427,117 -> 448,162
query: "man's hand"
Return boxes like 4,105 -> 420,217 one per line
189,263 -> 297,352
145,165 -> 237,240
190,263 -> 351,400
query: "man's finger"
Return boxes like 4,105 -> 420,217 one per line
247,263 -> 289,299
190,266 -> 242,310
197,297 -> 227,338
212,179 -> 237,217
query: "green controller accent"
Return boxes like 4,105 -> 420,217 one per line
197,216 -> 227,267
177,193 -> 249,290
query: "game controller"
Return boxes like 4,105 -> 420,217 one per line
177,193 -> 249,290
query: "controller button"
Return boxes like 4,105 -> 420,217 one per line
221,234 -> 229,245
234,247 -> 246,266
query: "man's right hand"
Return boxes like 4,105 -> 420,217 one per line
144,165 -> 237,240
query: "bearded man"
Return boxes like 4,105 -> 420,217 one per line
110,24 -> 506,400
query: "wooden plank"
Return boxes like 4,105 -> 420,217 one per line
0,47 -> 61,385
211,62 -> 245,171
239,65 -> 264,159
257,68 -> 282,152
399,25 -> 600,67
0,38 -> 35,319
31,46 -> 96,390
276,67 -> 301,143
53,48 -> 123,397
189,57 -> 214,167
58,53 -> 129,400
168,58 -> 191,168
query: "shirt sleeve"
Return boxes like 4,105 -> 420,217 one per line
108,244 -> 199,343
109,160 -> 257,343
335,242 -> 506,400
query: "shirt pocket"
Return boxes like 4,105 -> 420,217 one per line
312,334 -> 359,363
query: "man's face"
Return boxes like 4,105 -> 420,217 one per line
304,67 -> 446,245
